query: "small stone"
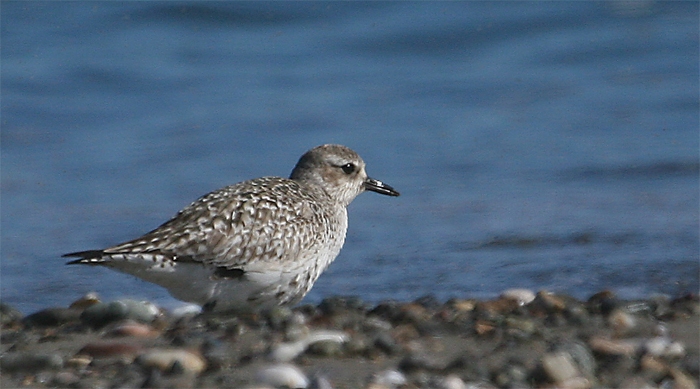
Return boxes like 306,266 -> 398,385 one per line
639,354 -> 669,380
555,377 -> 592,389
368,369 -> 407,388
309,373 -> 334,389
474,298 -> 520,318
373,332 -> 400,355
588,336 -> 637,356
618,376 -> 656,389
448,298 -> 476,312
255,363 -> 309,389
264,305 -> 294,330
319,296 -> 366,315
587,290 -> 618,315
363,317 -> 393,332
137,348 -> 207,375
105,320 -> 160,338
368,301 -> 403,323
0,303 -> 23,325
65,355 -> 92,369
644,337 -> 685,358
81,299 -> 159,328
69,292 -> 101,310
398,353 -> 442,374
501,288 -> 536,306
533,290 -> 567,313
52,371 -> 81,386
556,342 -> 596,379
23,307 -> 81,327
504,317 -> 537,338
306,339 -> 344,357
0,352 -> 63,372
78,341 -> 143,360
270,330 -> 349,362
438,374 -> 467,389
669,366 -> 697,389
474,320 -> 496,336
541,351 -> 581,383
414,295 -> 441,310
201,338 -> 229,371
608,309 -> 636,335
170,303 -> 203,318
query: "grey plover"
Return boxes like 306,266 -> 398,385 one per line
64,144 -> 399,312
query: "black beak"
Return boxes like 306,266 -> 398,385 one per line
364,177 -> 400,197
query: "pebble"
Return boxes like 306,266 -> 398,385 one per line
68,292 -> 101,310
65,355 -> 92,369
0,303 -> 23,326
136,348 -> 207,375
500,288 -> 536,306
588,336 -> 637,356
556,342 -> 596,379
105,320 -> 161,338
644,336 -> 686,358
255,363 -> 309,388
608,309 -> 636,335
541,351 -> 581,383
22,307 -> 81,327
269,330 -> 349,362
368,369 -> 407,388
437,374 -> 468,389
52,371 -> 81,386
170,303 -> 203,318
532,290 -> 567,313
618,376 -> 656,389
0,352 -> 63,372
81,299 -> 160,328
308,373 -> 334,389
78,341 -> 144,360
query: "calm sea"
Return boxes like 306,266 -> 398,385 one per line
2,2 -> 698,313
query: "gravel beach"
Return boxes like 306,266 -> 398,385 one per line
1,290 -> 697,389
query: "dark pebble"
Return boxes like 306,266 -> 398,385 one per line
23,307 -> 81,327
587,290 -> 619,315
0,303 -> 23,325
318,295 -> 366,315
373,331 -> 401,355
413,294 -> 441,310
0,352 -> 63,372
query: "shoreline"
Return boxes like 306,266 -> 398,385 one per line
1,290 -> 698,388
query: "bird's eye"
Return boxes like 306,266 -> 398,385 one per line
341,163 -> 355,174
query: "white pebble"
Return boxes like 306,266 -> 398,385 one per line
439,374 -> 468,389
170,303 -> 203,318
269,330 -> 349,362
256,364 -> 309,389
368,369 -> 407,388
644,337 -> 685,358
500,288 -> 536,305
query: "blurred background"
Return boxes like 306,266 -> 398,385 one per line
2,2 -> 698,314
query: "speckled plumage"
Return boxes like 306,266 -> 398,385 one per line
65,144 -> 399,312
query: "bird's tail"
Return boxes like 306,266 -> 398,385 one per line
63,250 -> 106,265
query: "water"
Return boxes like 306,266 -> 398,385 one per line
2,2 -> 698,314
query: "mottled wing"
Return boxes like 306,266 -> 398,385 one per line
102,177 -> 328,269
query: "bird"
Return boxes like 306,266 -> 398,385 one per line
64,144 -> 399,312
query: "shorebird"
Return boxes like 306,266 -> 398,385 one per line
64,144 -> 399,312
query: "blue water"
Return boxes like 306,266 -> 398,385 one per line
2,2 -> 698,314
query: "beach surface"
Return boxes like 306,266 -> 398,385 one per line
1,290 -> 697,388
